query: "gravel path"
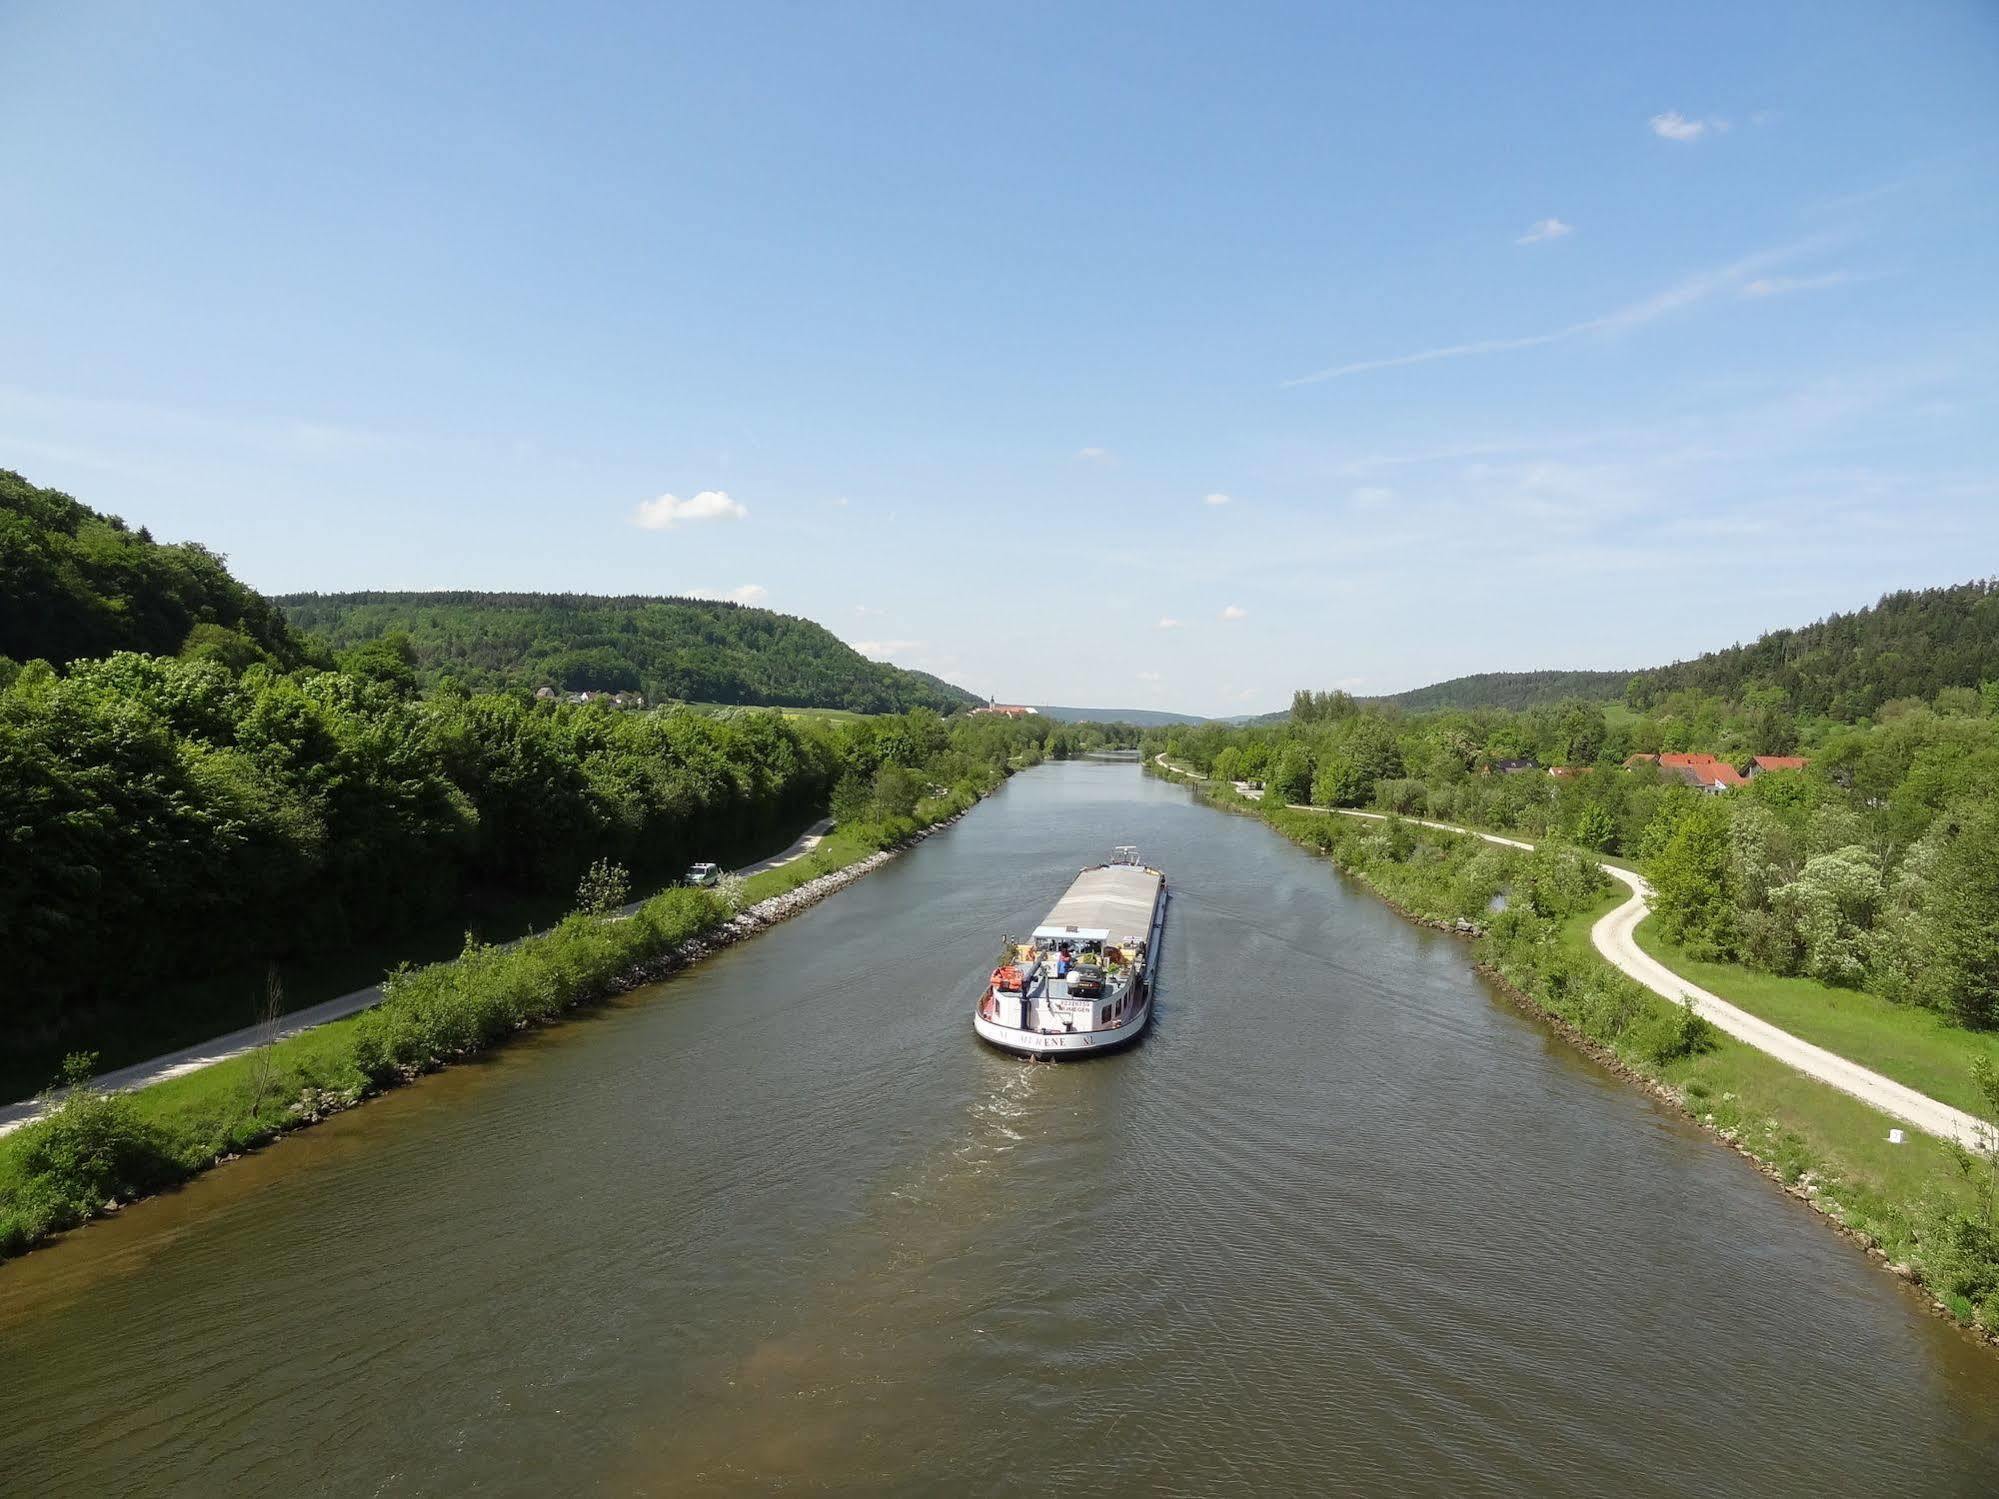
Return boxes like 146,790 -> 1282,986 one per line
1329,805 -> 1994,1150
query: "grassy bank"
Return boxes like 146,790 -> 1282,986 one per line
0,784 -> 987,1264
1240,790 -> 1999,1344
1632,918 -> 1999,1121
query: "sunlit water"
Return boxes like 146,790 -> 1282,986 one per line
5,762 -> 1997,1495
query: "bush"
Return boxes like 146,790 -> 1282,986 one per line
1647,1001 -> 1719,1065
3,1054 -> 173,1244
575,858 -> 630,916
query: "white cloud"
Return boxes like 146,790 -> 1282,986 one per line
688,584 -> 769,606
1741,271 -> 1857,299
1076,446 -> 1111,462
831,495 -> 850,507
1156,616 -> 1182,630
853,604 -> 885,617
1137,670 -> 1163,682
850,638 -> 922,659
1516,217 -> 1572,245
1350,486 -> 1395,509
1204,491 -> 1233,506
632,489 -> 746,529
1220,604 -> 1248,621
1650,110 -> 1709,142
1283,238 -> 1827,385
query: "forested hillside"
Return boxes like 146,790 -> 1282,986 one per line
0,470 -> 301,669
1628,580 -> 1999,719
278,591 -> 980,715
1372,670 -> 1633,712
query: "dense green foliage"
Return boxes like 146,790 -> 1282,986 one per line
0,470 -> 301,670
1370,669 -> 1634,713
277,590 -> 980,714
1160,660 -> 1999,1031
1,635 -> 1075,1071
1630,579 -> 1999,720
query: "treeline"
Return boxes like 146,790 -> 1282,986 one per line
1158,677 -> 1999,1028
1370,669 -> 1634,713
276,591 -> 980,715
1630,579 -> 1999,720
0,470 -> 301,669
1304,579 -> 1999,720
0,642 -> 1066,1068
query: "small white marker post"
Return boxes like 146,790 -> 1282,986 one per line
1887,1128 -> 1905,1145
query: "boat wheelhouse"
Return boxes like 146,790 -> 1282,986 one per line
974,847 -> 1167,1057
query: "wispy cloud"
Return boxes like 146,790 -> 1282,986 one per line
1516,217 -> 1572,245
632,489 -> 746,529
1076,446 -> 1112,462
1350,486 -> 1395,509
1204,491 -> 1233,506
1220,604 -> 1248,621
1283,239 -> 1826,386
1651,110 -> 1717,142
1156,617 -> 1182,630
1741,270 -> 1859,299
1137,670 -> 1163,682
853,604 -> 885,617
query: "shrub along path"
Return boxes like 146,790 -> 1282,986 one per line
1317,805 -> 1993,1150
0,818 -> 837,1138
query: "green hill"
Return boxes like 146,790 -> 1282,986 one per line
1628,579 -> 1999,719
1372,669 -> 1634,713
277,591 -> 981,715
0,469 -> 300,669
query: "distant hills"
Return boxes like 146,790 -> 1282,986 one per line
1285,579 -> 1999,722
1030,705 -> 1217,727
278,592 -> 982,715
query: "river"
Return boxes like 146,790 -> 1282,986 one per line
4,762 -> 1997,1495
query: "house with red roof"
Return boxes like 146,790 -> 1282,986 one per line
1658,752 -> 1746,793
1747,755 -> 1810,776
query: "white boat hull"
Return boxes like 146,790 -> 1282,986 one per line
974,988 -> 1154,1057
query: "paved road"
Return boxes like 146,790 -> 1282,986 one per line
0,818 -> 837,1137
1153,754 -> 1992,1148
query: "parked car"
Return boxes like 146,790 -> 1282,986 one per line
685,862 -> 721,887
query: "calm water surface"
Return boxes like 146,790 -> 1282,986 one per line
5,762 -> 1998,1495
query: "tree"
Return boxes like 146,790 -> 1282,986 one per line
1270,746 -> 1313,805
1572,803 -> 1617,853
1909,799 -> 1999,1028
575,858 -> 630,916
1650,797 -> 1738,957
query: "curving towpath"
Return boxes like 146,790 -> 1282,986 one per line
0,818 -> 837,1138
1154,753 -> 1993,1149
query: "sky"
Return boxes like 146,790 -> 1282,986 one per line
3,2 -> 1997,716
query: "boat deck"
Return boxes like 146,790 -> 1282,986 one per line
1035,865 -> 1165,941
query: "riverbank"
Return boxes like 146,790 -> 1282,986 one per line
1173,770 -> 1999,1346
0,790 -> 985,1265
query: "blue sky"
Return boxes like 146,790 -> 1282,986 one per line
3,2 -> 1996,715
